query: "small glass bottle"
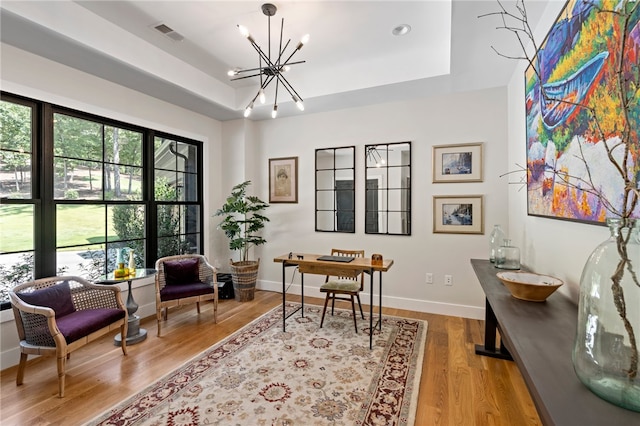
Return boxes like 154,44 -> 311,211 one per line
489,224 -> 506,263
495,239 -> 520,270
128,249 -> 136,276
114,248 -> 128,278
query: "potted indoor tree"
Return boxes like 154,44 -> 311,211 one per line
215,180 -> 269,301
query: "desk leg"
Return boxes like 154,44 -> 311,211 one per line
301,272 -> 304,317
474,298 -> 512,360
114,279 -> 147,346
282,262 -> 286,332
282,262 -> 304,332
378,270 -> 383,331
369,268 -> 374,350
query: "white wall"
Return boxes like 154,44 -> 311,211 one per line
221,87 -> 510,319
0,43 -> 222,369
505,1 -> 612,303
1,44 -> 511,369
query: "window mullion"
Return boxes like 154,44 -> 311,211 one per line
36,103 -> 57,277
145,131 -> 157,267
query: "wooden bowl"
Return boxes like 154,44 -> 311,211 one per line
496,271 -> 563,302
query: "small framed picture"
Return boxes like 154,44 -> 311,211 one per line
432,142 -> 483,183
433,195 -> 484,234
269,157 -> 298,203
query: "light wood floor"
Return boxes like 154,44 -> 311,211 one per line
0,291 -> 541,425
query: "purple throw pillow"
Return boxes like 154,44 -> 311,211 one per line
17,281 -> 76,318
164,257 -> 201,286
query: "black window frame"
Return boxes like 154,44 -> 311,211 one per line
0,92 -> 204,310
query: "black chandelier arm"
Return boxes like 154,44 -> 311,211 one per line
247,34 -> 298,77
231,72 -> 266,81
276,18 -> 286,68
259,56 -> 263,86
247,75 -> 276,104
231,60 -> 306,78
279,42 -> 305,70
275,39 -> 292,67
261,74 -> 276,90
274,71 -> 304,102
232,65 -> 269,75
248,41 -> 278,72
281,60 -> 306,67
229,61 -> 306,81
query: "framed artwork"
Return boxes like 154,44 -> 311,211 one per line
269,157 -> 298,203
525,0 -> 640,224
433,195 -> 484,234
432,143 -> 483,183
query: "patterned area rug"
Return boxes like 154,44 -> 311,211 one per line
87,303 -> 428,426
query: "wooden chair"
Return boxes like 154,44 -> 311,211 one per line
9,276 -> 128,397
319,248 -> 365,333
155,254 -> 218,336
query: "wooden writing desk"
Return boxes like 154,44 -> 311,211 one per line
471,259 -> 639,425
274,253 -> 394,349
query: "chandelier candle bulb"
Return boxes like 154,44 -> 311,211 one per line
237,25 -> 253,43
244,102 -> 254,118
292,95 -> 304,110
297,34 -> 310,50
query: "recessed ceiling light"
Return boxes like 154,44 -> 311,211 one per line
392,24 -> 411,36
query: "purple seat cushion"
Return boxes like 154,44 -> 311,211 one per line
17,281 -> 76,318
160,282 -> 214,301
164,258 -> 201,286
56,308 -> 126,344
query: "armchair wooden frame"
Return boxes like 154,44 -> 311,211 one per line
155,254 -> 218,336
9,276 -> 128,397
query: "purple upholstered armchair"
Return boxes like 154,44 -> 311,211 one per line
9,276 -> 128,397
155,254 -> 218,336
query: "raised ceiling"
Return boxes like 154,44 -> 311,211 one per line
0,1 -> 549,121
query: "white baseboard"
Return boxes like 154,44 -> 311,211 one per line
256,279 -> 485,320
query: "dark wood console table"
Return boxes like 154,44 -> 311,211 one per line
471,259 -> 639,425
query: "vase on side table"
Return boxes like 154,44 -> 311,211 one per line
572,218 -> 640,412
489,224 -> 506,263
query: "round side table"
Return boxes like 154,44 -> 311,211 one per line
98,268 -> 156,345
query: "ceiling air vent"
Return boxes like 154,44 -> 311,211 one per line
153,23 -> 184,42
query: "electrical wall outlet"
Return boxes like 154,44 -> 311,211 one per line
445,275 -> 453,286
426,273 -> 433,284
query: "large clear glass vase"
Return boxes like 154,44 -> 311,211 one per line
489,224 -> 506,263
572,218 -> 640,412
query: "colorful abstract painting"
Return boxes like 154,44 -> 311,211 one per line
525,0 -> 639,224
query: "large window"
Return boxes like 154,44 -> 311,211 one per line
0,97 -> 36,305
0,93 -> 204,309
154,136 -> 201,257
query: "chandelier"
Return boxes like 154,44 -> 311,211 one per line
228,3 -> 309,119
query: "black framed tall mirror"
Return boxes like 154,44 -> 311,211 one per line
315,146 -> 356,232
365,141 -> 411,235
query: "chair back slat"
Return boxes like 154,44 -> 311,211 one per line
325,248 -> 365,291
